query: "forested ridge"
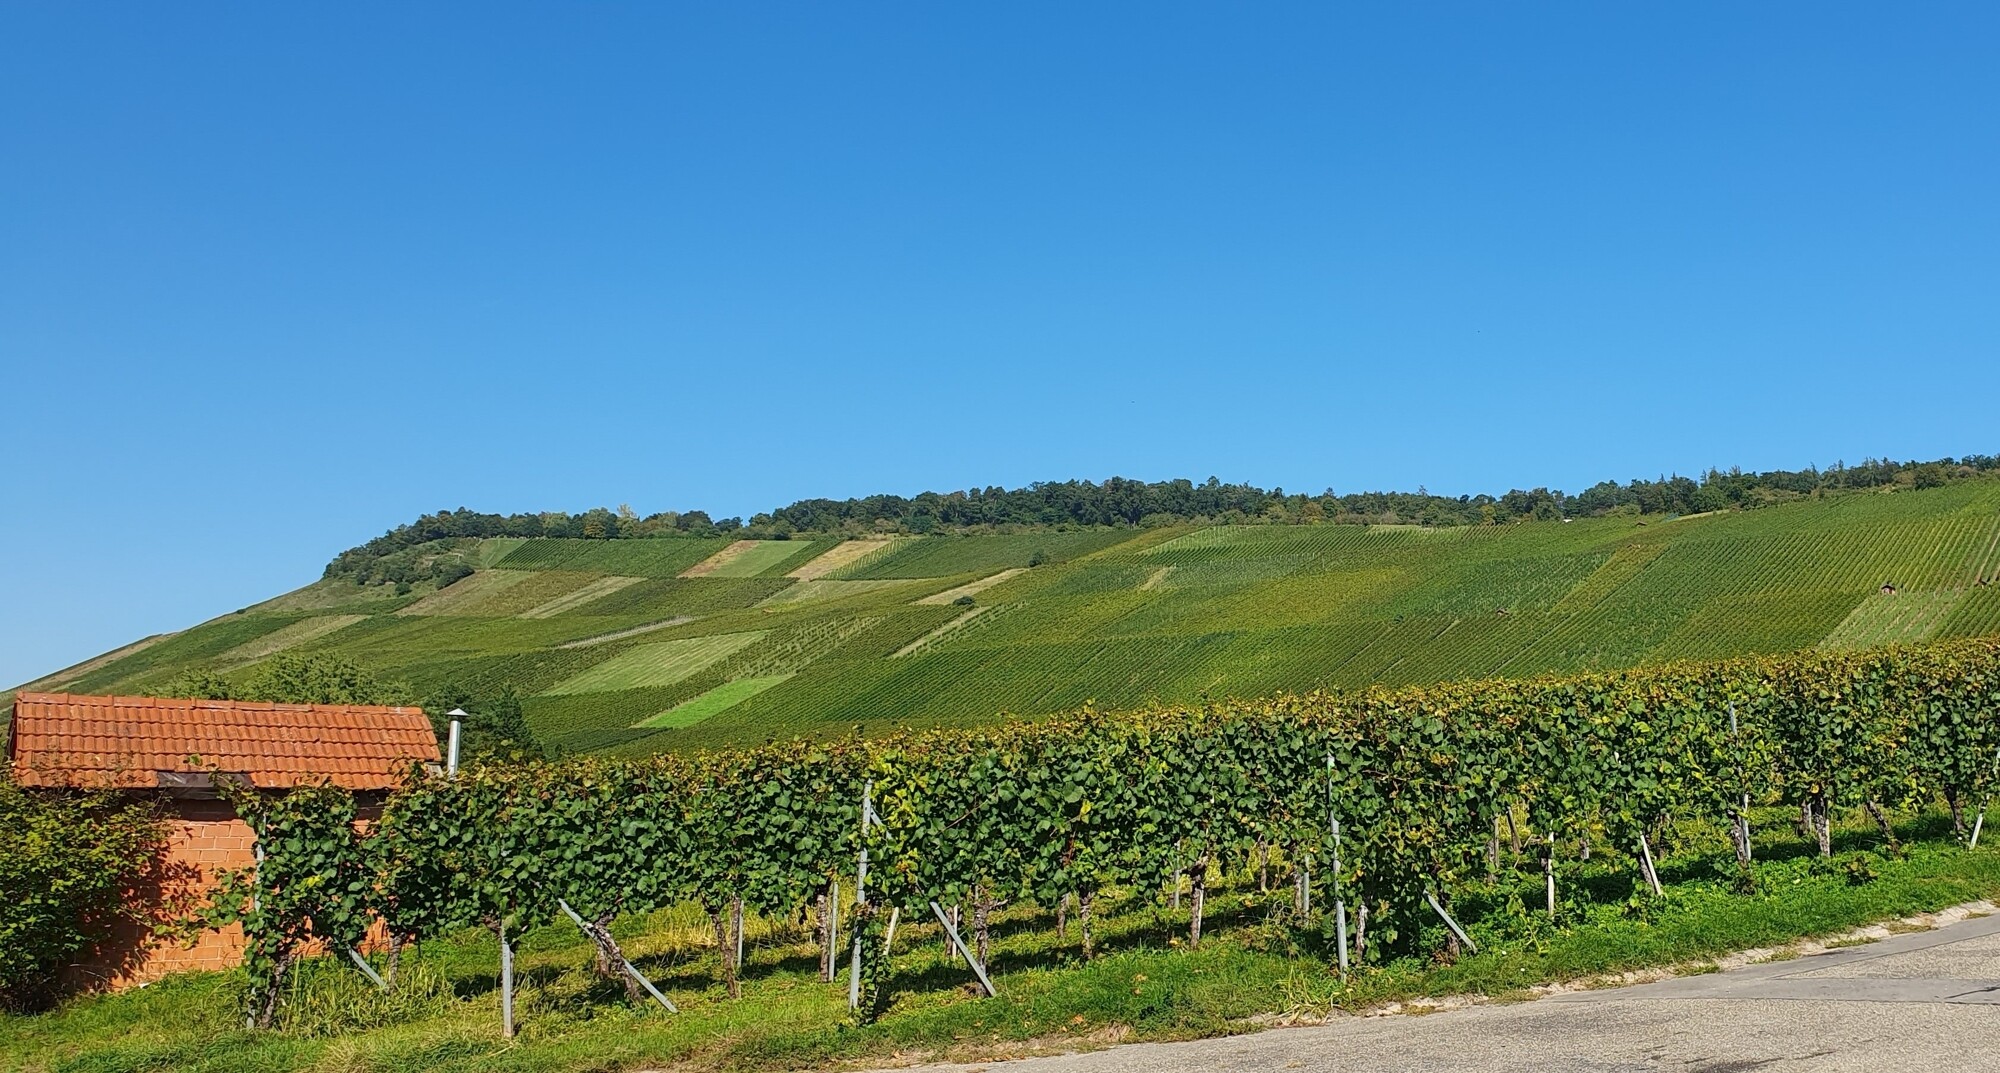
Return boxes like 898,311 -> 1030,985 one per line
327,453 -> 2000,584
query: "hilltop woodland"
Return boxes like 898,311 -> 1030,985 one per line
324,454 -> 2000,588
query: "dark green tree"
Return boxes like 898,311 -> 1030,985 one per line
422,684 -> 541,760
241,654 -> 404,705
160,667 -> 236,701
160,655 -> 405,706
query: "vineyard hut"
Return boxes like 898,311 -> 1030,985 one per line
3,691 -> 439,991
1882,582 -> 1899,595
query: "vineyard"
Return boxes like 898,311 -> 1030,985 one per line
217,638 -> 2000,1033
11,480 -> 2000,753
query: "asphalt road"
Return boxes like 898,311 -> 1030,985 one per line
890,912 -> 2000,1073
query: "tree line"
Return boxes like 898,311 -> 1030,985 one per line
324,453 -> 2000,584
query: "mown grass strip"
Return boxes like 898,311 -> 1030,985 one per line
704,541 -> 821,578
1820,589 -> 1965,650
635,675 -> 793,727
542,632 -> 766,694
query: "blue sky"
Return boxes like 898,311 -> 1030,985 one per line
3,3 -> 1997,686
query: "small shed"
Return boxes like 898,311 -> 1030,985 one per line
5,692 -> 438,990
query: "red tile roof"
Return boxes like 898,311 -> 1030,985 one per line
5,692 -> 439,791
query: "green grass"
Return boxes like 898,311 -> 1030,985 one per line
56,615 -> 311,694
496,538 -> 736,577
1820,589 -> 1966,650
243,577 -> 428,617
698,540 -> 825,578
755,578 -> 914,607
541,633 -> 768,696
1941,585 -> 2000,639
209,614 -> 368,665
634,675 -> 793,727
567,577 -> 795,618
516,576 -> 646,619
472,537 -> 529,567
26,481 -> 2000,750
397,572 -> 622,619
838,531 -> 1140,579
10,810 -> 2000,1073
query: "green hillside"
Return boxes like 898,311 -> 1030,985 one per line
16,481 -> 2000,753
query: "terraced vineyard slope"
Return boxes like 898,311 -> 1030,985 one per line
16,481 -> 2000,753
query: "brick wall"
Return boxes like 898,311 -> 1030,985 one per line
65,797 -> 390,993
65,799 -> 253,991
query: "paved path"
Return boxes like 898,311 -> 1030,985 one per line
893,913 -> 2000,1073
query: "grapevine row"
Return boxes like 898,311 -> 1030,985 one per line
218,638 -> 2000,1027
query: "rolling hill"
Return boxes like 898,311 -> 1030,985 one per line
16,479 -> 2000,754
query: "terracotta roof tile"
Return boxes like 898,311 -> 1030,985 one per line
5,692 -> 439,791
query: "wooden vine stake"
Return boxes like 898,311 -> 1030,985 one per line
1487,816 -> 1500,883
1187,861 -> 1205,949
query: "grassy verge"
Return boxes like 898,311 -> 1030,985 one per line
6,809 -> 2000,1073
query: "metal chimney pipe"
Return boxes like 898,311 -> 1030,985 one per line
446,708 -> 465,775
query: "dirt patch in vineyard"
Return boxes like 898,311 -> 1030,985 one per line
789,538 -> 895,580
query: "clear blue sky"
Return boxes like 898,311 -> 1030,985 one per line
4,3 -> 1997,687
